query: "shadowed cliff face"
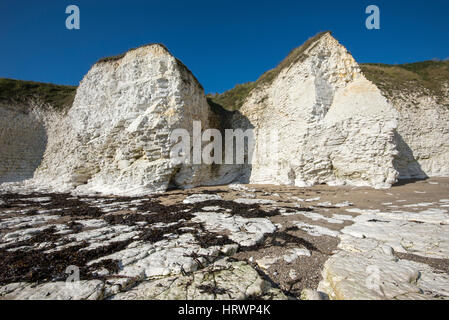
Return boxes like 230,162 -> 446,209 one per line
393,131 -> 428,180
390,91 -> 449,180
31,44 -> 221,195
0,106 -> 47,183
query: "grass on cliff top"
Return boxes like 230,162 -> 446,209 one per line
0,78 -> 77,111
207,31 -> 331,111
360,60 -> 449,99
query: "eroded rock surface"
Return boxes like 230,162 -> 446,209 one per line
3,179 -> 447,300
361,64 -> 449,179
318,179 -> 449,300
0,183 -> 356,300
0,101 -> 64,184
110,260 -> 287,300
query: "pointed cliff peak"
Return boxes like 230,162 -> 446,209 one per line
255,31 -> 333,86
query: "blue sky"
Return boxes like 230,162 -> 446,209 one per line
1,0 -> 448,93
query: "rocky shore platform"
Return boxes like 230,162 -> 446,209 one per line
1,178 -> 448,300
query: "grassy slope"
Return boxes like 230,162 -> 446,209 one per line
360,61 -> 449,103
206,82 -> 257,112
0,78 -> 77,111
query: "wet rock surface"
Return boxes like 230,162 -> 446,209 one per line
1,178 -> 448,300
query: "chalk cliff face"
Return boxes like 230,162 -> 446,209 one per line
1,33 -> 448,195
361,71 -> 449,179
392,91 -> 449,179
32,44 -> 220,195
236,32 -> 399,189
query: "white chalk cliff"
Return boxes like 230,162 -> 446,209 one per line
0,32 -> 448,195
235,32 -> 399,189
374,77 -> 449,179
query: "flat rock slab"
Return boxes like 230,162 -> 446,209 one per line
183,194 -> 222,204
1,178 -> 449,300
319,238 -> 449,300
110,260 -> 287,300
316,179 -> 449,300
0,280 -> 105,300
192,212 -> 276,247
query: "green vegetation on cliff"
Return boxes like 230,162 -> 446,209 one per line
360,61 -> 449,101
207,82 -> 257,111
0,78 -> 77,111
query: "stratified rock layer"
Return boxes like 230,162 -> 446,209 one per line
389,86 -> 449,179
33,44 -> 219,195
0,105 -> 46,183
